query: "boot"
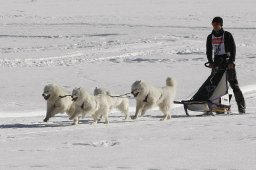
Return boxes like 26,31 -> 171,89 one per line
238,103 -> 246,114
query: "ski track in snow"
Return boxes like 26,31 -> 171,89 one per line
0,47 -> 205,67
0,51 -> 148,67
72,140 -> 120,147
2,21 -> 256,30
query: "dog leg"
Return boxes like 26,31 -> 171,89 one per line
141,102 -> 154,116
160,111 -> 171,121
44,106 -> 55,122
160,114 -> 168,121
69,112 -> 77,120
124,109 -> 130,120
132,101 -> 144,120
160,106 -> 171,121
102,108 -> 109,124
104,115 -> 109,124
98,115 -> 103,121
91,113 -> 99,124
43,114 -> 51,122
44,106 -> 61,122
167,113 -> 171,120
72,117 -> 79,125
120,107 -> 130,120
167,104 -> 173,120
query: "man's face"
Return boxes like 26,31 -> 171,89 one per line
212,22 -> 222,31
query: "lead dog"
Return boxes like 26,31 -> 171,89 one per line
94,87 -> 129,120
131,77 -> 176,120
42,84 -> 76,124
69,87 -> 111,124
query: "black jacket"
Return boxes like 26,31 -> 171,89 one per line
206,28 -> 236,65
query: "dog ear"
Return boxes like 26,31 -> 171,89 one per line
74,87 -> 80,91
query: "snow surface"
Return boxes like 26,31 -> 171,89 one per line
0,0 -> 256,169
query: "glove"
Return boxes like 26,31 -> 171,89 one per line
227,63 -> 235,69
209,63 -> 215,69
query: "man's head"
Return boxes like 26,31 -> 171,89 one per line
212,17 -> 223,31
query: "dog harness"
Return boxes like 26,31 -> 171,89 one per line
143,93 -> 163,103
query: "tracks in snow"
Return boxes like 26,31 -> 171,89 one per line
0,47 -> 205,67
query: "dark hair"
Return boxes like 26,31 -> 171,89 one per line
212,17 -> 223,26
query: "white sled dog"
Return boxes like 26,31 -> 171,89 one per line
69,87 -> 111,124
131,77 -> 176,120
94,87 -> 130,120
42,84 -> 76,124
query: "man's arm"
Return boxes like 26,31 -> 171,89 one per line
206,34 -> 213,63
226,32 -> 236,64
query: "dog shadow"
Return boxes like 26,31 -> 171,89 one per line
0,121 -> 77,129
143,114 -> 190,119
0,114 -> 194,129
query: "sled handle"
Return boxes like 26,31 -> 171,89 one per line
204,62 -> 211,68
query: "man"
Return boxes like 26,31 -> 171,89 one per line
206,16 -> 246,114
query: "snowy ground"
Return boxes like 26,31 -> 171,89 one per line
1,0 -> 256,169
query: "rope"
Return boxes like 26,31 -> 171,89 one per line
107,93 -> 134,99
58,93 -> 135,99
59,95 -> 72,98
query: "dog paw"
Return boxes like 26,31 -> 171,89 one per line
131,116 -> 138,120
124,116 -> 130,121
160,117 -> 167,121
72,121 -> 78,125
91,121 -> 98,125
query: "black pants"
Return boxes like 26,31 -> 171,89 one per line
213,55 -> 246,111
227,68 -> 246,110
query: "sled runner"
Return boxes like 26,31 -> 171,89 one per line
174,62 -> 232,116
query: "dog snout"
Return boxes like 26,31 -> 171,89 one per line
131,90 -> 139,97
131,89 -> 136,95
71,95 -> 78,102
42,93 -> 50,100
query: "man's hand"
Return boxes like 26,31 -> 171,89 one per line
205,62 -> 215,69
228,63 -> 235,69
209,63 -> 215,68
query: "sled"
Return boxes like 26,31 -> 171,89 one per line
174,62 -> 232,116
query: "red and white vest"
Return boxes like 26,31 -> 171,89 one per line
212,33 -> 225,56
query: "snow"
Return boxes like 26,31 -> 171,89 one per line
1,0 -> 256,169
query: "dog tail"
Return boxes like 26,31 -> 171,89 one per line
166,77 -> 176,87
